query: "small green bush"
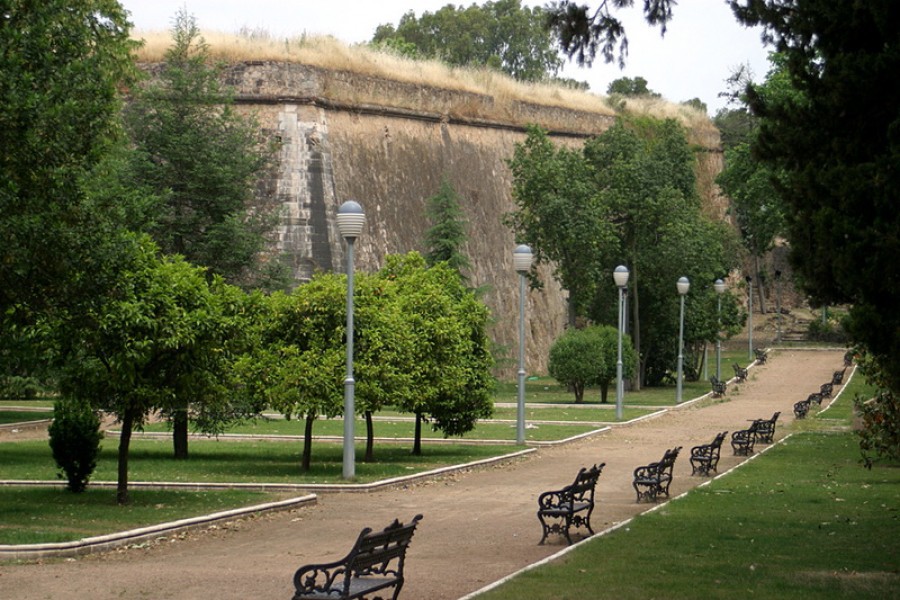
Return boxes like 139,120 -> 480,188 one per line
48,398 -> 103,492
807,314 -> 849,342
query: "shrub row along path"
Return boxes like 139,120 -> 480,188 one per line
0,349 -> 846,599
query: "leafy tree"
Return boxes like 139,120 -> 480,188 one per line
545,0 -> 900,410
506,126 -> 618,325
48,398 -> 103,493
0,0 -> 137,320
424,177 -> 471,278
372,0 -> 562,81
716,141 -> 786,313
548,325 -> 636,404
378,253 -> 494,455
51,235 -> 238,504
606,76 -> 659,97
681,98 -> 707,114
712,106 -> 756,151
123,9 -> 282,290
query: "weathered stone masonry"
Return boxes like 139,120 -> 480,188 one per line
222,61 -> 724,377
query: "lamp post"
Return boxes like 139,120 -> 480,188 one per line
676,276 -> 690,404
337,200 -> 365,479
613,265 -> 629,421
513,245 -> 533,445
714,279 -> 726,381
746,275 -> 753,361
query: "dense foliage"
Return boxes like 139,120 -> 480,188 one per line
48,398 -> 104,493
548,325 -> 636,404
123,9 -> 283,291
372,0 -> 562,81
507,120 -> 742,387
424,177 -> 472,279
544,1 -> 900,437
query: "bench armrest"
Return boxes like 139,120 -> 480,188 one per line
633,462 -> 661,478
538,488 -> 572,510
293,560 -> 352,596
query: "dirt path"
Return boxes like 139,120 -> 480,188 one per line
0,349 -> 846,599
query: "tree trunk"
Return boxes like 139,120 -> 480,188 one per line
117,406 -> 135,506
573,383 -> 584,404
364,410 -> 374,462
172,402 -> 188,460
412,411 -> 423,456
754,254 -> 769,314
600,382 -> 610,404
301,413 -> 313,472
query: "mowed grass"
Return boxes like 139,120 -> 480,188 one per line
476,430 -> 900,600
0,487 -> 285,545
0,410 -> 52,425
0,437 -> 518,485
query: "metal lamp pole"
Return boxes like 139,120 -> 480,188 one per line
613,265 -> 630,421
513,245 -> 533,445
337,200 -> 365,479
676,276 -> 690,404
714,279 -> 726,381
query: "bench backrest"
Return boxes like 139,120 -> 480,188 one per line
711,431 -> 727,450
348,515 -> 423,578
658,446 -> 681,475
564,463 -> 605,504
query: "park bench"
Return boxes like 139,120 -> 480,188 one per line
690,431 -> 728,476
807,392 -> 824,406
820,382 -> 834,398
832,368 -> 847,385
291,514 -> 423,600
732,363 -> 748,382
793,399 -> 810,419
754,348 -> 768,364
731,422 -> 760,456
633,446 -> 681,503
710,376 -> 727,397
843,350 -> 854,367
752,411 -> 780,444
537,463 -> 605,545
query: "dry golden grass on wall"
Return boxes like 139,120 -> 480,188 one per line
132,30 -> 716,142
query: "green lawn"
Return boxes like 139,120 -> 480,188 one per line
0,487 -> 286,545
0,410 -> 52,425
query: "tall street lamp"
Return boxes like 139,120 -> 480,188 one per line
714,279 -> 726,381
676,276 -> 690,404
513,245 -> 533,445
613,265 -> 629,420
746,275 -> 753,361
337,200 -> 365,479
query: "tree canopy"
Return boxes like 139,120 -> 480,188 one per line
545,0 -> 900,397
372,0 -> 563,82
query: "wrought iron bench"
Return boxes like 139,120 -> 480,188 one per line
820,382 -> 834,398
793,399 -> 810,419
751,411 -> 780,444
710,376 -> 727,397
807,392 -> 824,406
537,463 -> 605,545
633,447 -> 681,503
731,422 -> 760,456
690,431 -> 728,476
843,350 -> 854,367
754,348 -> 768,364
291,515 -> 423,600
832,368 -> 847,385
732,363 -> 748,382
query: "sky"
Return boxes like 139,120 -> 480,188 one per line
120,0 -> 773,115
